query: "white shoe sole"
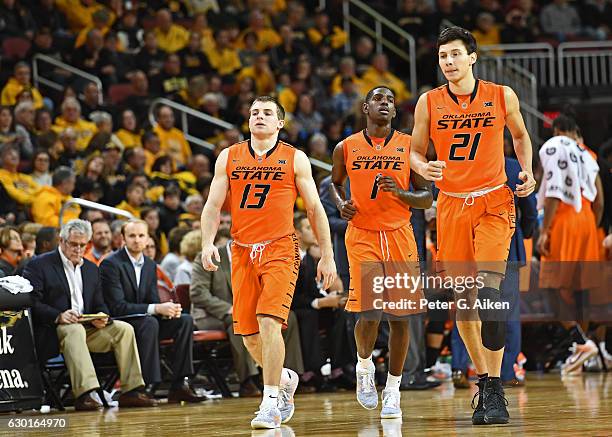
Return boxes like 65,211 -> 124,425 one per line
251,420 -> 280,429
281,405 -> 295,424
381,411 -> 402,419
562,348 -> 598,374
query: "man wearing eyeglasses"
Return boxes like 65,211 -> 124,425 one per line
25,219 -> 156,410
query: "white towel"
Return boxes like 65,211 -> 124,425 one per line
0,276 -> 33,294
537,135 -> 599,212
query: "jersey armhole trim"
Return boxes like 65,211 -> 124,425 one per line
500,85 -> 507,118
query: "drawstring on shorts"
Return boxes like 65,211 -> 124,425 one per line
443,184 -> 504,211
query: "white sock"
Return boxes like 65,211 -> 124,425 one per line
357,353 -> 375,371
261,385 -> 279,409
279,368 -> 297,387
385,373 -> 402,391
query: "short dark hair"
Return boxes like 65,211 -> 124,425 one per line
552,114 -> 579,133
142,130 -> 158,144
168,226 -> 191,253
91,218 -> 110,230
365,86 -> 395,104
250,96 -> 285,120
52,166 -> 74,186
35,227 -> 57,254
437,26 -> 477,55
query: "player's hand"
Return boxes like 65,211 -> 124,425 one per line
91,317 -> 108,329
378,175 -> 399,195
57,309 -> 80,324
537,232 -> 550,257
201,243 -> 220,271
339,199 -> 357,220
316,256 -> 337,291
422,161 -> 446,181
516,171 -> 536,197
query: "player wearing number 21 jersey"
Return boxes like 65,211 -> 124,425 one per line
410,27 -> 536,426
200,96 -> 336,430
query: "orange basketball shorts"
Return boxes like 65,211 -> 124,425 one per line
231,234 -> 300,336
345,222 -> 423,315
436,185 -> 516,275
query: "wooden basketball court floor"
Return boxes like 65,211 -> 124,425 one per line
8,373 -> 611,437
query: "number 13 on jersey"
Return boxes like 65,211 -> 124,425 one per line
239,183 -> 270,209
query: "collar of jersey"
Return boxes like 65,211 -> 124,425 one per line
362,128 -> 395,149
446,78 -> 480,106
247,138 -> 280,160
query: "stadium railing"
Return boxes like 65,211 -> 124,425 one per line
342,0 -> 417,97
479,43 -> 556,87
32,54 -> 104,104
558,41 -> 612,87
59,198 -> 135,227
148,97 -> 236,152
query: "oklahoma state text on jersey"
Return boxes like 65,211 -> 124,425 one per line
227,140 -> 297,244
428,79 -> 507,192
344,129 -> 412,230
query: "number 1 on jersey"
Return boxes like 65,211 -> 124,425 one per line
370,174 -> 381,199
240,183 -> 270,209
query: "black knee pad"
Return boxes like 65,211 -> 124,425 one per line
478,286 -> 507,351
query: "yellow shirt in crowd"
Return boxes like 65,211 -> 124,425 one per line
116,129 -> 142,149
237,27 -> 282,51
0,169 -> 39,205
330,74 -> 364,96
55,0 -> 112,33
115,200 -> 141,219
237,66 -> 275,95
52,117 -> 98,151
278,87 -> 297,114
1,78 -> 45,109
307,26 -> 348,50
153,125 -> 192,168
154,24 -> 190,53
360,67 -> 411,103
205,46 -> 241,76
31,185 -> 80,227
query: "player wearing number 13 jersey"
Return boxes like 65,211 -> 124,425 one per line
200,96 -> 336,430
410,27 -> 536,426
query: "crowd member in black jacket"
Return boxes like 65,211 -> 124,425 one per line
291,212 -> 355,391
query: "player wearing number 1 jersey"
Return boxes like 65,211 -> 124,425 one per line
410,27 -> 536,425
331,87 -> 432,420
200,96 -> 336,430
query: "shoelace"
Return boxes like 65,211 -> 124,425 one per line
471,390 -> 483,410
485,390 -> 509,409
278,387 -> 291,409
359,371 -> 375,393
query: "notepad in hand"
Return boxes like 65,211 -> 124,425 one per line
78,312 -> 109,322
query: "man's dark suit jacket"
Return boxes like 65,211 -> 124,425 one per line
99,248 -> 160,316
23,249 -> 109,361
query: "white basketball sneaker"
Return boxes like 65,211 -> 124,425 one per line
356,366 -> 378,410
278,369 -> 299,423
380,389 -> 402,419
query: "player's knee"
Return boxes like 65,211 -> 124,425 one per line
243,334 -> 259,350
257,315 -> 282,334
478,286 -> 507,351
481,320 -> 506,351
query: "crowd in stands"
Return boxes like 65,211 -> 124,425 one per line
0,0 -> 611,406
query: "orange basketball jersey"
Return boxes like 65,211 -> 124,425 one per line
226,140 -> 297,244
428,79 -> 507,192
344,129 -> 412,230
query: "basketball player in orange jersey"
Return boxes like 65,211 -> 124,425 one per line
200,96 -> 336,430
410,27 -> 536,425
330,86 -> 433,419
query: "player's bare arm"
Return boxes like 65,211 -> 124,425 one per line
330,141 -> 358,220
594,174 -> 604,226
504,86 -> 535,197
377,171 -> 433,209
199,147 -> 229,271
295,149 -> 337,289
410,93 -> 446,181
537,197 -> 560,256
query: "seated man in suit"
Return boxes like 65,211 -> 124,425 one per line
100,219 -> 204,402
25,219 -> 156,410
191,228 -> 306,397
